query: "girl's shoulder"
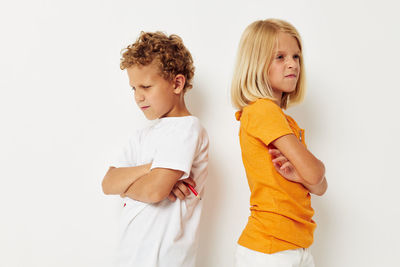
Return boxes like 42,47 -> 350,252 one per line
283,114 -> 301,129
237,98 -> 288,130
244,98 -> 285,118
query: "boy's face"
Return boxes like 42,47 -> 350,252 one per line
127,63 -> 178,120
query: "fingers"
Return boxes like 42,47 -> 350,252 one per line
177,181 -> 191,195
269,148 -> 285,162
272,156 -> 288,167
280,161 -> 292,169
182,177 -> 196,187
167,192 -> 176,202
268,148 -> 281,157
169,177 -> 197,201
273,161 -> 282,172
172,181 -> 191,200
279,161 -> 293,173
273,160 -> 292,174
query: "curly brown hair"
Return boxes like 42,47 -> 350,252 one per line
120,31 -> 195,92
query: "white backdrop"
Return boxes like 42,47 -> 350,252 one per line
1,0 -> 400,266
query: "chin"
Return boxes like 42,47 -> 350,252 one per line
143,113 -> 158,120
284,87 -> 297,93
148,116 -> 160,120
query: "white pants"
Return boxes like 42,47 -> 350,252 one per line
234,244 -> 315,267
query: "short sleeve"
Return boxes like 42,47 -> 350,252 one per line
150,120 -> 200,179
109,132 -> 139,168
245,99 -> 293,146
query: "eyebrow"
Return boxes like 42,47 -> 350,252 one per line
275,50 -> 301,54
130,84 -> 151,88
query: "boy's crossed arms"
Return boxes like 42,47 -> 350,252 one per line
102,164 -> 195,203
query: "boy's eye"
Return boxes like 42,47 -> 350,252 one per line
142,85 -> 151,89
131,87 -> 136,91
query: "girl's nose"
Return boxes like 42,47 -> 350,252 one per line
287,58 -> 299,69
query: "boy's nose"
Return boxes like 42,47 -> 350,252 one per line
135,91 -> 145,102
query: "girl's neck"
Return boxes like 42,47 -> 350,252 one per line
271,90 -> 283,108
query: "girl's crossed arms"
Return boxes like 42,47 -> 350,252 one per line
268,136 -> 327,196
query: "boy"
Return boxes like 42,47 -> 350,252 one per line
102,32 -> 209,267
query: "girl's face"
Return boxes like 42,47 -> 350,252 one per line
268,32 -> 301,98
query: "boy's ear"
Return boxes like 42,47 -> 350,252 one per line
173,74 -> 186,94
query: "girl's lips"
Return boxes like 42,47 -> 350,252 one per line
285,74 -> 297,78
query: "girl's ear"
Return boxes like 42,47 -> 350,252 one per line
173,74 -> 186,94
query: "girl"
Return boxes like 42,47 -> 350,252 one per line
231,19 -> 328,267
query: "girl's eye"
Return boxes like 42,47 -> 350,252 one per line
276,55 -> 284,59
294,54 -> 300,59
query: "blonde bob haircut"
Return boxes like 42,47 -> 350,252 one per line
231,19 -> 306,110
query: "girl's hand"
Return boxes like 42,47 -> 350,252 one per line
268,147 -> 303,183
167,177 -> 196,202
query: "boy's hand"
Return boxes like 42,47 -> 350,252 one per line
268,147 -> 303,184
167,177 -> 196,202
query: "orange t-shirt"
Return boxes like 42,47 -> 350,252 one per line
236,98 -> 316,254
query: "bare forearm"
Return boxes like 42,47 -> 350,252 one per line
302,176 -> 328,196
296,158 -> 325,185
122,173 -> 158,203
102,163 -> 152,195
122,168 -> 183,203
273,135 -> 326,185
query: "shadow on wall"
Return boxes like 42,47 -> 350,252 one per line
185,81 -> 226,265
185,80 -> 207,120
196,158 -> 225,266
311,198 -> 334,266
288,79 -> 334,265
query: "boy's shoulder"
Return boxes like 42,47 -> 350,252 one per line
158,116 -> 205,132
156,116 -> 208,146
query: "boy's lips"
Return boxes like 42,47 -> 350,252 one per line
140,106 -> 150,110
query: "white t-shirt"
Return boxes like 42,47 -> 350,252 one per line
110,116 -> 209,267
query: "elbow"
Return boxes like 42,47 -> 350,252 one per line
313,190 -> 325,197
102,173 -> 117,195
102,179 -> 112,195
308,161 -> 326,185
319,186 -> 328,196
308,173 -> 324,186
102,167 -> 116,195
314,185 -> 327,196
313,179 -> 328,196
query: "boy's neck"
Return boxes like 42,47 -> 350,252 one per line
162,98 -> 191,118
